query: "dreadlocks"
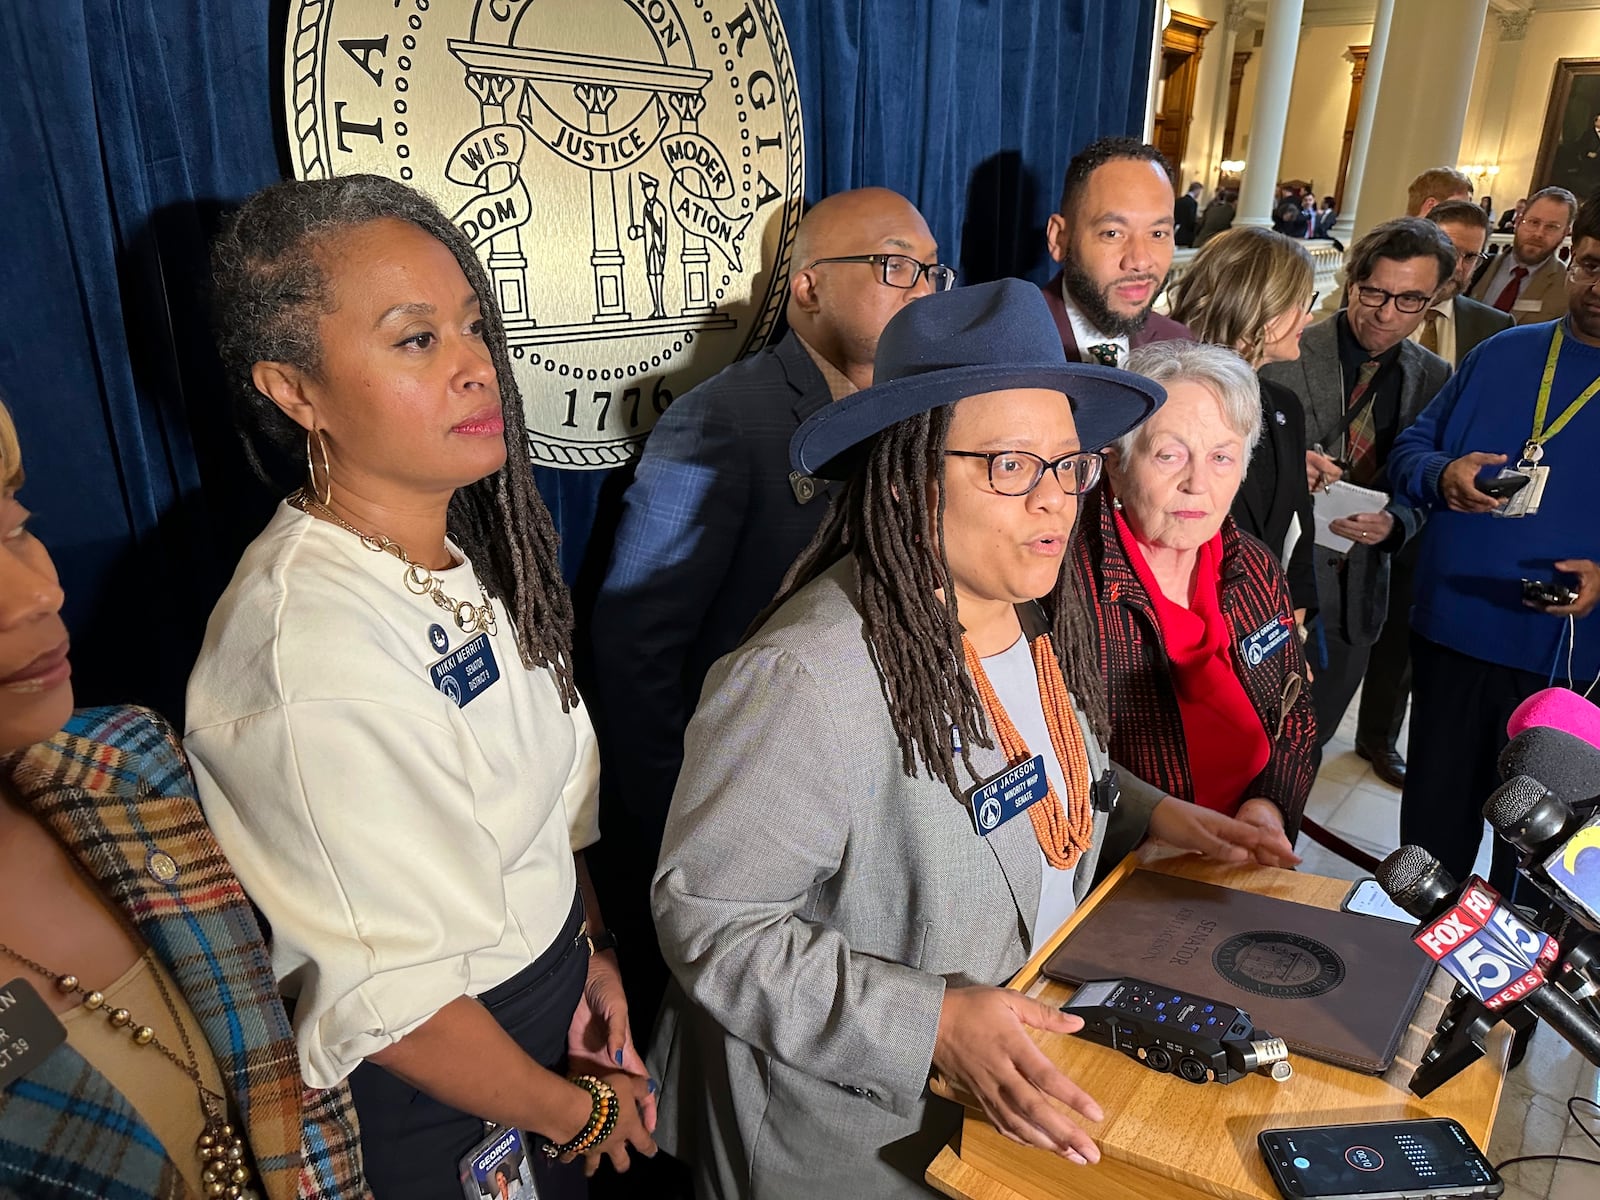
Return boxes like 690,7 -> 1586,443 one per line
210,174 -> 577,706
768,406 -> 1109,801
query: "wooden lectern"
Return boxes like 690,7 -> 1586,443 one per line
927,854 -> 1510,1200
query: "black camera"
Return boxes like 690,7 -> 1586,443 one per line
1060,977 -> 1292,1086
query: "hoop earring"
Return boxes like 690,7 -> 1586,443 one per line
306,427 -> 332,506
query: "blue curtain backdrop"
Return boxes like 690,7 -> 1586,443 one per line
0,0 -> 1155,719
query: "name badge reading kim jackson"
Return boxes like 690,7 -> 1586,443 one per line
0,978 -> 68,1090
429,632 -> 501,709
966,754 -> 1048,836
1241,614 -> 1295,668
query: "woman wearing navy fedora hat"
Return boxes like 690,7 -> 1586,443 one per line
648,279 -> 1287,1198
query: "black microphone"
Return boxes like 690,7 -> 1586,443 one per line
1375,846 -> 1600,1067
1498,726 -> 1600,809
1484,775 -> 1589,866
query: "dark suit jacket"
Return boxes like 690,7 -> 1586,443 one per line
1175,193 -> 1199,246
1451,293 -> 1514,366
1193,201 -> 1235,247
590,331 -> 837,841
1039,272 -> 1194,365
1259,316 -> 1451,645
1233,376 -> 1317,617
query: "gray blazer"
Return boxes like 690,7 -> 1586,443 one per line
649,561 -> 1160,1199
1261,316 -> 1450,644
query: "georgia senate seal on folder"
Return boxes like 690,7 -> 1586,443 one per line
1042,870 -> 1434,1072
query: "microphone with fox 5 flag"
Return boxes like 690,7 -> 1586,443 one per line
1508,687 -> 1600,750
1375,846 -> 1600,1067
1484,775 -> 1600,933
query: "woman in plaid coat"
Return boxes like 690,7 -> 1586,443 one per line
1073,342 -> 1316,868
0,407 -> 368,1200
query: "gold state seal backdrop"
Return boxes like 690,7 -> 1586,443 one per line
286,0 -> 805,469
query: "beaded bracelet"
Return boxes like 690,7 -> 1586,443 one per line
543,1075 -> 619,1158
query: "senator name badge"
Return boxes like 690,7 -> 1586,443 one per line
429,632 -> 502,707
0,978 -> 68,1090
1241,614 -> 1295,668
966,754 -> 1048,836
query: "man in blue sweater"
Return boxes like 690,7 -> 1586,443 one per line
1390,195 -> 1600,891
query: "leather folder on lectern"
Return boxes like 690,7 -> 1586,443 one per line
1042,869 -> 1433,1072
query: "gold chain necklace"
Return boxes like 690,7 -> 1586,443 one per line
289,489 -> 498,635
0,942 -> 260,1199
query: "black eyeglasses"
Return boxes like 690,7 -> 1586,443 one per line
1353,285 -> 1434,315
1306,291 -> 1321,313
806,253 -> 957,292
946,449 -> 1104,497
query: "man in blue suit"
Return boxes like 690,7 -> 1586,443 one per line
589,187 -> 945,1021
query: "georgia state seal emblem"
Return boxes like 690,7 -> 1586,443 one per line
286,0 -> 804,468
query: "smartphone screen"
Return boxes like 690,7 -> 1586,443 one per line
1340,879 -> 1415,925
1261,1119 -> 1500,1198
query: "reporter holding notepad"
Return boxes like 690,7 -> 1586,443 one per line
649,281 -> 1283,1200
1261,218 -> 1454,759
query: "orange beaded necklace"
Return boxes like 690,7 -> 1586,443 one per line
962,632 -> 1096,869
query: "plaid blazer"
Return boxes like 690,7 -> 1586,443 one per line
0,707 -> 368,1200
1073,491 -> 1317,839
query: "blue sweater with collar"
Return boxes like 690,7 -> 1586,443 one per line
1389,319 -> 1600,681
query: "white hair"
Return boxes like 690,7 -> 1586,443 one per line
1111,341 -> 1263,470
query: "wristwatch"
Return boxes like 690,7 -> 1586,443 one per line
587,928 -> 620,955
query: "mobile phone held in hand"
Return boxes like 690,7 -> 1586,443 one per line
1477,473 -> 1530,500
1259,1118 -> 1501,1199
1522,578 -> 1579,608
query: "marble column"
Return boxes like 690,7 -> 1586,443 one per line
1472,11 -> 1530,177
1348,0 -> 1490,241
1199,2 -> 1248,188
1329,0 -> 1394,246
1236,0 -> 1305,227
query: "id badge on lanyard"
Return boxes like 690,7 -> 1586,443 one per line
1501,323 -> 1600,518
459,1125 -> 539,1200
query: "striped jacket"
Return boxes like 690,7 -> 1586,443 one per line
1073,491 -> 1317,839
0,707 -> 368,1200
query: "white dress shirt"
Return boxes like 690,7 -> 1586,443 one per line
1060,278 -> 1128,366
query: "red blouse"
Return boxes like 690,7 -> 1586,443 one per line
1116,512 -> 1271,814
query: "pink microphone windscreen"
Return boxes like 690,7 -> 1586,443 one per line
1508,688 -> 1600,750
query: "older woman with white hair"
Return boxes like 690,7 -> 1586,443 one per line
1073,340 -> 1314,870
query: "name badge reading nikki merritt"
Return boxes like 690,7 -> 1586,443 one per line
429,633 -> 501,708
966,754 -> 1048,836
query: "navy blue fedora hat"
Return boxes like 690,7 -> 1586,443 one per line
790,278 -> 1165,480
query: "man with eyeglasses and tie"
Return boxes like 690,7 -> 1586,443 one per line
1261,218 -> 1453,768
1346,202 -> 1519,789
589,187 -> 951,1030
1390,192 -> 1600,896
1039,136 -> 1193,368
1468,187 -> 1578,326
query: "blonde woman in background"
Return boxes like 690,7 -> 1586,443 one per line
1167,226 -> 1319,625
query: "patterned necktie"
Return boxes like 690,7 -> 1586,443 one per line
1419,309 -> 1442,356
1086,343 -> 1119,367
1492,265 -> 1528,313
1343,359 -> 1383,484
